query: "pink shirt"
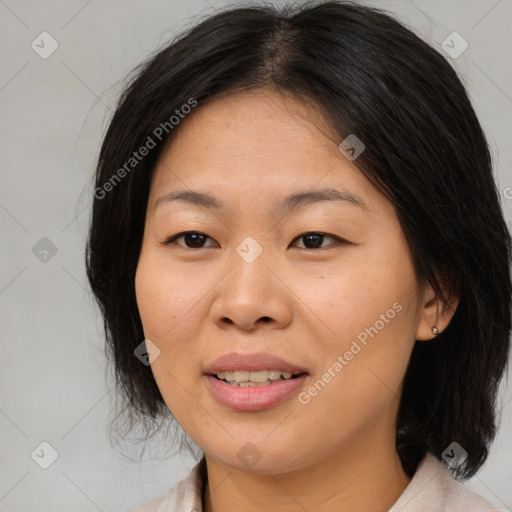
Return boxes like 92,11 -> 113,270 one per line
125,453 -> 500,511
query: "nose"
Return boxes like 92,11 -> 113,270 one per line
210,249 -> 293,332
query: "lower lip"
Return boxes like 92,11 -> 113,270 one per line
204,374 -> 308,411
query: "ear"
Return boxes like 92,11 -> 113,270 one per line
415,278 -> 459,341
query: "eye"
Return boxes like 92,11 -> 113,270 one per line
290,232 -> 346,250
162,231 -> 347,250
162,231 -> 218,249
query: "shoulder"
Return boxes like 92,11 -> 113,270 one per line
390,453 -> 501,511
123,457 -> 206,512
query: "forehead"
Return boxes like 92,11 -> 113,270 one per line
157,89 -> 336,161
148,89 -> 387,217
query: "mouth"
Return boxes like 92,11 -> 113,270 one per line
211,370 -> 307,387
204,371 -> 309,411
203,352 -> 309,410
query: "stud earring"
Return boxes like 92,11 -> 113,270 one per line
432,304 -> 440,336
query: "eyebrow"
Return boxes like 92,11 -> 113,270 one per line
154,187 -> 370,213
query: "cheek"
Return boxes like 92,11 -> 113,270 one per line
135,252 -> 216,381
297,255 -> 405,340
135,257 -> 207,418
135,259 -> 206,411
135,254 -> 207,338
300,252 -> 417,394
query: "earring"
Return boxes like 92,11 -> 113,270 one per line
432,304 -> 440,336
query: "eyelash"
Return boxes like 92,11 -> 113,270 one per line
161,231 -> 349,250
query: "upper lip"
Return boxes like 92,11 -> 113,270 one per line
204,352 -> 308,375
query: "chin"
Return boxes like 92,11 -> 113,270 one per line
204,439 -> 314,475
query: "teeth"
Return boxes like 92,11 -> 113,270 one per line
249,370 -> 273,383
239,381 -> 271,387
234,371 -> 250,382
216,370 -> 295,385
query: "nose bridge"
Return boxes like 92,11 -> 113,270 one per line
211,236 -> 292,330
228,236 -> 274,301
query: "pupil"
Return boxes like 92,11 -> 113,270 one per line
304,233 -> 323,249
185,233 -> 205,248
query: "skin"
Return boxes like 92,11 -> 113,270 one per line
135,88 -> 459,512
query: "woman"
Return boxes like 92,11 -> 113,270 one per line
85,1 -> 511,510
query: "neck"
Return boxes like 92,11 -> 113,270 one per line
202,433 -> 411,512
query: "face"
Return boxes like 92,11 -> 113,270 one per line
135,89 -> 435,474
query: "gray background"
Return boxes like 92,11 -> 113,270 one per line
1,0 -> 511,510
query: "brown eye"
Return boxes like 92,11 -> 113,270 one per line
162,231 -> 347,250
163,231 -> 218,249
290,232 -> 345,249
